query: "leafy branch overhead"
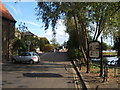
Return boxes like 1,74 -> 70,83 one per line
36,2 -> 120,63
36,2 -> 119,38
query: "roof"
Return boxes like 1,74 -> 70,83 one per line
24,31 -> 35,36
0,1 -> 16,22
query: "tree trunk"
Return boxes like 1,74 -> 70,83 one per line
81,47 -> 87,63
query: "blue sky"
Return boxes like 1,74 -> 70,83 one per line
3,1 -> 69,44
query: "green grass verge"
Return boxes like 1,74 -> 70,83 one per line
103,52 -> 117,55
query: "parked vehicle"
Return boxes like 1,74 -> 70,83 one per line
11,52 -> 40,64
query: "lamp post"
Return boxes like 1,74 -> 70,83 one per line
86,38 -> 90,73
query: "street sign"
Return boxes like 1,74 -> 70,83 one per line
26,41 -> 31,46
89,41 -> 100,58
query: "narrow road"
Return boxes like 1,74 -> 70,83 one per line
2,52 -> 79,89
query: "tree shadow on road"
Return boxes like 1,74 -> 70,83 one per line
23,73 -> 63,78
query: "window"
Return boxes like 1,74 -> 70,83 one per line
33,53 -> 38,56
19,53 -> 26,56
25,53 -> 31,56
19,52 -> 31,56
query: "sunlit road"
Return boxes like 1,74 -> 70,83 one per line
2,52 -> 78,89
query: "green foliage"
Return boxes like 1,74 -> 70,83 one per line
92,63 -> 100,68
103,52 -> 117,56
39,37 -> 50,51
23,36 -> 50,52
50,37 -> 60,48
36,2 -> 119,40
13,29 -> 50,53
43,44 -> 55,52
68,49 -> 83,60
114,36 -> 120,56
102,42 -> 108,50
12,39 -> 27,55
116,75 -> 120,77
50,37 -> 57,44
26,36 -> 40,51
52,43 -> 60,48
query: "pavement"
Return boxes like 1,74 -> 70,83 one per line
72,61 -> 120,90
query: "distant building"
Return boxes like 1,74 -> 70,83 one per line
23,31 -> 37,38
0,1 -> 16,62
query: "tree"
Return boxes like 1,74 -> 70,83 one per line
63,41 -> 67,48
36,2 -> 120,63
102,42 -> 108,50
36,2 -> 89,62
43,44 -> 55,52
50,37 -> 60,48
28,36 -> 40,51
39,37 -> 49,51
88,2 -> 120,41
114,31 -> 120,53
12,39 -> 27,55
50,37 -> 57,45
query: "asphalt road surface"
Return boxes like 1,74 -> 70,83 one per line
2,52 -> 79,89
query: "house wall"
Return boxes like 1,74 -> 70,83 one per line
0,17 -> 2,63
2,18 -> 15,62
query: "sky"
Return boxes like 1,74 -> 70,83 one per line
2,0 -> 115,46
2,1 -> 69,45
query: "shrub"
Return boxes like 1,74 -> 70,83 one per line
68,49 -> 83,60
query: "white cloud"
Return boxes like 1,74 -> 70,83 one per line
57,19 -> 65,26
5,3 -> 22,16
20,20 -> 41,27
36,19 -> 69,44
39,25 -> 69,44
36,27 -> 68,44
18,19 -> 69,44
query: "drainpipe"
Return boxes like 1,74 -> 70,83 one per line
7,22 -> 10,61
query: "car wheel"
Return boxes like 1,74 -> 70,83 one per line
29,60 -> 34,64
36,60 -> 40,63
12,59 -> 16,64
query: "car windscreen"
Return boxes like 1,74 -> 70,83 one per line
33,53 -> 38,56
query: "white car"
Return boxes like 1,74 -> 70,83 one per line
11,52 -> 40,64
